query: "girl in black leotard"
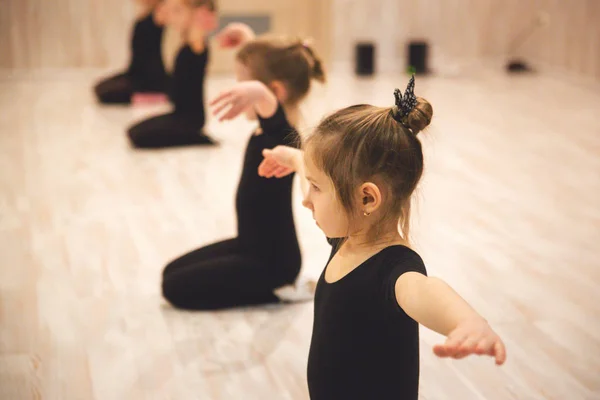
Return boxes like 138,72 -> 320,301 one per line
161,24 -> 326,310
259,78 -> 506,399
94,0 -> 168,105
127,0 -> 218,148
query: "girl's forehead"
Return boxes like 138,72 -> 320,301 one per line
303,138 -> 327,168
303,149 -> 328,182
302,145 -> 316,167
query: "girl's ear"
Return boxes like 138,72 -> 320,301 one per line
268,81 -> 289,104
358,182 -> 382,215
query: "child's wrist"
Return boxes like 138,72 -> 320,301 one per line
255,84 -> 278,118
257,82 -> 272,101
458,315 -> 487,328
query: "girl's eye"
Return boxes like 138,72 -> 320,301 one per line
311,183 -> 320,192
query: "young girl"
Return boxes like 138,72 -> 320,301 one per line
160,23 -> 325,309
126,0 -> 218,148
94,0 -> 169,105
258,77 -> 506,399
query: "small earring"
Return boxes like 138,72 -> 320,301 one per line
363,211 -> 371,216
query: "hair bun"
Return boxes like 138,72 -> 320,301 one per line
406,97 -> 433,134
311,58 -> 326,83
298,41 -> 326,83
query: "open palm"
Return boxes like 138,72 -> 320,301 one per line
258,146 -> 301,178
433,318 -> 506,365
210,81 -> 269,122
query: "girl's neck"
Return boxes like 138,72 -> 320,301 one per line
186,26 -> 206,53
151,4 -> 167,26
343,227 -> 407,254
282,105 -> 301,128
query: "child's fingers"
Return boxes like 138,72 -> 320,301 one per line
477,335 -> 502,357
219,103 -> 245,121
433,343 -> 466,359
433,344 -> 450,358
261,169 -> 276,178
216,33 -> 231,47
474,338 -> 493,355
447,339 -> 473,359
260,148 -> 293,177
211,100 -> 233,117
259,161 -> 280,178
274,166 -> 292,178
264,152 -> 290,166
228,37 -> 241,47
494,341 -> 507,365
272,166 -> 287,177
457,336 -> 481,355
451,351 -> 469,359
258,156 -> 275,167
262,148 -> 274,158
433,335 -> 463,358
257,160 -> 271,176
436,325 -> 506,364
216,30 -> 241,48
442,332 -> 469,355
209,90 -> 233,107
262,157 -> 280,168
264,159 -> 280,171
219,37 -> 236,48
209,91 -> 229,106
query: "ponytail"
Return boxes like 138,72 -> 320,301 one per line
299,41 -> 326,83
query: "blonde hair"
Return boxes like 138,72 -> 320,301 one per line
236,37 -> 326,106
305,98 -> 433,242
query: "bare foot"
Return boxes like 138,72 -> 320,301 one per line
273,277 -> 317,303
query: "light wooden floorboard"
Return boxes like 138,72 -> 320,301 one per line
0,68 -> 599,399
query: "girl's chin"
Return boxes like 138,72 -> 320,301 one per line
315,220 -> 328,235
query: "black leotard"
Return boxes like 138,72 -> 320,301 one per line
127,12 -> 168,93
94,12 -> 167,104
161,104 -> 302,309
307,238 -> 427,399
127,45 -> 213,148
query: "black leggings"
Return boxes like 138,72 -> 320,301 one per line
94,72 -> 133,105
127,112 -> 216,149
162,238 -> 296,310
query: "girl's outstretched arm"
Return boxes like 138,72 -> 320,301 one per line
395,272 -> 507,365
210,81 -> 277,121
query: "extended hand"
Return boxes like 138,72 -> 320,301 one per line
215,22 -> 255,49
210,81 -> 271,122
433,318 -> 506,365
258,146 -> 301,178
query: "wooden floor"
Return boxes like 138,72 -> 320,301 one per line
1,68 -> 599,400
